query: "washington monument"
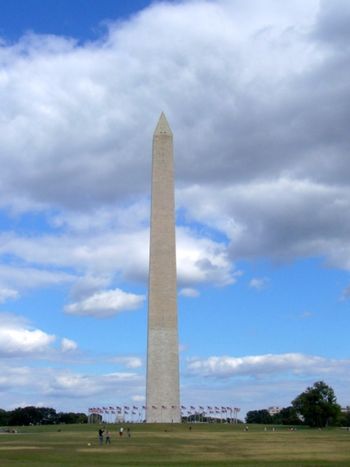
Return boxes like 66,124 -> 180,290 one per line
146,113 -> 181,423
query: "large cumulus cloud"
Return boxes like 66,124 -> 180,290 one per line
0,0 -> 349,275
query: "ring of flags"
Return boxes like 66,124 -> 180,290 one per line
88,405 -> 241,422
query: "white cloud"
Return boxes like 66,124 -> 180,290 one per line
0,224 -> 238,290
110,356 -> 143,369
1,0 -> 349,282
0,287 -> 19,303
0,364 -> 143,404
187,353 -> 350,378
61,338 -> 78,353
177,227 -> 237,287
132,394 -> 145,402
64,288 -> 145,318
0,313 -> 55,356
0,264 -> 75,291
249,277 -> 269,291
179,287 -> 200,298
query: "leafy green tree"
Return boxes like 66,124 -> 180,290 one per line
7,406 -> 58,426
338,410 -> 350,427
0,409 -> 9,426
271,406 -> 302,425
57,412 -> 87,424
246,409 -> 272,424
292,381 -> 341,427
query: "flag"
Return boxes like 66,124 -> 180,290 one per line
161,405 -> 167,409
181,406 -> 186,410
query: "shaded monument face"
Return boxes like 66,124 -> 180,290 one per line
146,113 -> 181,423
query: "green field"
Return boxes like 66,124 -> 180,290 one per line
0,423 -> 349,466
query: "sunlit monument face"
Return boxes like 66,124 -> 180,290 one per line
146,113 -> 180,423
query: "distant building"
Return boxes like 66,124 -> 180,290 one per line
268,406 -> 281,416
115,413 -> 125,423
341,406 -> 350,413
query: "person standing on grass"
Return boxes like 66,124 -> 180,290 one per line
105,430 -> 111,444
127,427 -> 131,438
119,426 -> 124,437
98,428 -> 104,445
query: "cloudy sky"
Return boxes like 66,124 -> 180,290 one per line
1,0 -> 350,418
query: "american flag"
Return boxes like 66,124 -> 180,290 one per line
181,406 -> 186,410
161,405 -> 167,409
171,405 -> 176,409
133,406 -> 138,410
142,406 -> 146,410
152,405 -> 157,409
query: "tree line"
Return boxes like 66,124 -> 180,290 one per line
0,406 -> 87,426
246,381 -> 350,427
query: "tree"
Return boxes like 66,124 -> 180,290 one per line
292,381 -> 341,427
7,407 -> 58,426
271,406 -> 301,425
338,410 -> 350,427
57,412 -> 87,424
0,409 -> 9,426
245,409 -> 272,424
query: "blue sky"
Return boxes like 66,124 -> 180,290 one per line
1,0 -> 350,418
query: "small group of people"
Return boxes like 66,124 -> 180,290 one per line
98,428 -> 111,445
98,426 -> 131,445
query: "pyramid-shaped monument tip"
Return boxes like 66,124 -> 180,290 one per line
154,112 -> 172,136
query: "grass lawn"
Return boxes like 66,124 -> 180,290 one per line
0,423 -> 349,466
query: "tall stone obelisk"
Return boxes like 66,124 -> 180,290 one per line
146,113 -> 181,423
